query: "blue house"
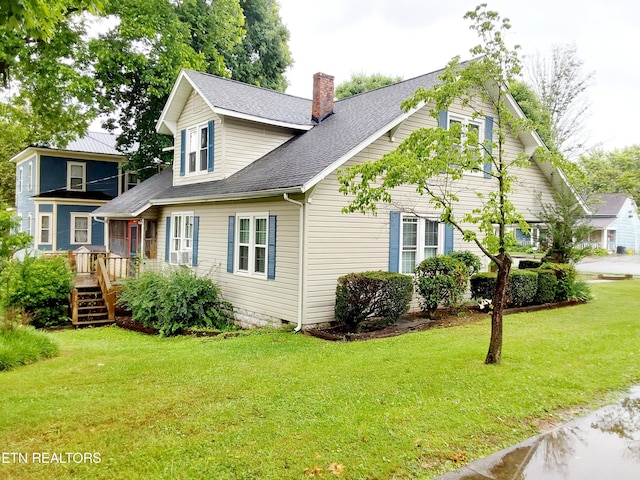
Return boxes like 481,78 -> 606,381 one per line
10,132 -> 137,252
583,194 -> 640,253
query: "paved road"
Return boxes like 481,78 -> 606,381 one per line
575,254 -> 640,276
435,386 -> 640,480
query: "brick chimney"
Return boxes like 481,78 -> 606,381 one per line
312,72 -> 334,123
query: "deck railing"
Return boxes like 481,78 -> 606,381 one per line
96,257 -> 117,321
45,251 -> 139,280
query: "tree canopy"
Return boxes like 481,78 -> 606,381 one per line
572,146 -> 640,206
339,4 -> 556,364
335,73 -> 403,99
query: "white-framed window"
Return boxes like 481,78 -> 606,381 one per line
67,162 -> 86,191
186,124 -> 209,175
27,213 -> 33,236
39,213 -> 52,245
448,114 -> 484,176
236,213 -> 268,276
17,166 -> 23,194
400,214 -> 444,274
70,213 -> 91,244
170,212 -> 194,265
27,163 -> 33,191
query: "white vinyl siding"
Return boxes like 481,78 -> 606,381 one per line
157,200 -> 299,325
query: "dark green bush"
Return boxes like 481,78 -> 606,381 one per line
535,269 -> 558,304
0,256 -> 74,328
335,271 -> 413,331
414,256 -> 468,318
518,260 -> 542,270
448,250 -> 482,276
117,268 -> 235,336
542,263 -> 577,301
508,270 -> 538,307
470,272 -> 497,301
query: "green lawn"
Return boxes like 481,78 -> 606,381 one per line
1,281 -> 639,479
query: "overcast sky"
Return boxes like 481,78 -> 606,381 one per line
277,0 -> 639,152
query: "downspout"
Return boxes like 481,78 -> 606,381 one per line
283,193 -> 304,332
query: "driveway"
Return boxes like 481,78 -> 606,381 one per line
575,255 -> 640,276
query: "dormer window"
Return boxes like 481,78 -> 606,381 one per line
67,162 -> 86,191
187,124 -> 208,174
179,120 -> 214,176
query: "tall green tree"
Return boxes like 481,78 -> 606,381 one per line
90,0 -> 244,179
223,0 -> 292,91
573,146 -> 640,206
335,73 -> 403,99
339,4 -> 557,364
0,203 -> 31,263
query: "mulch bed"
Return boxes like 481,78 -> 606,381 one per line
306,300 -> 585,342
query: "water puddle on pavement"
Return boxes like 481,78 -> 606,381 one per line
437,386 -> 640,479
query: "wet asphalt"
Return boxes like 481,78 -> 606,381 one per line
434,386 -> 640,480
575,254 -> 640,276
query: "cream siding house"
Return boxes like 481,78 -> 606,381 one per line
93,66 -> 576,329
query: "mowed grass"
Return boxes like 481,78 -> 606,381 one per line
0,281 -> 639,480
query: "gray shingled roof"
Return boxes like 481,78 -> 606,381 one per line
97,67 -> 446,214
93,168 -> 172,217
590,194 -> 630,216
184,70 -> 313,127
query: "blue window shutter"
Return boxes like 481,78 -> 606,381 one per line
267,215 -> 277,280
207,120 -> 215,172
438,109 -> 448,129
191,216 -> 199,267
389,211 -> 401,272
444,224 -> 454,254
227,216 -> 235,273
484,116 -> 493,179
165,216 -> 171,262
180,130 -> 186,176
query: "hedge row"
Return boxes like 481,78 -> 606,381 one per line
470,263 -> 578,308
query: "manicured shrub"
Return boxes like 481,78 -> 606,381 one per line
542,263 -> 577,301
414,256 -> 468,318
0,255 -> 74,328
117,268 -> 235,336
447,250 -> 482,277
508,270 -> 538,307
470,272 -> 497,301
335,271 -> 413,331
535,269 -> 558,304
518,260 -> 542,270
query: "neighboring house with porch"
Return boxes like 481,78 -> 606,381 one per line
583,194 -> 640,253
93,67 -> 579,330
10,131 -> 139,252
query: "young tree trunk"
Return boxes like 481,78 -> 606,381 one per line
485,252 -> 512,364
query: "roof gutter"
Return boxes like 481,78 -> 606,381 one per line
283,193 -> 304,333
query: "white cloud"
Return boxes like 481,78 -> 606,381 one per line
278,0 -> 639,150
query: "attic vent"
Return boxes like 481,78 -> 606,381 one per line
312,72 -> 334,123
